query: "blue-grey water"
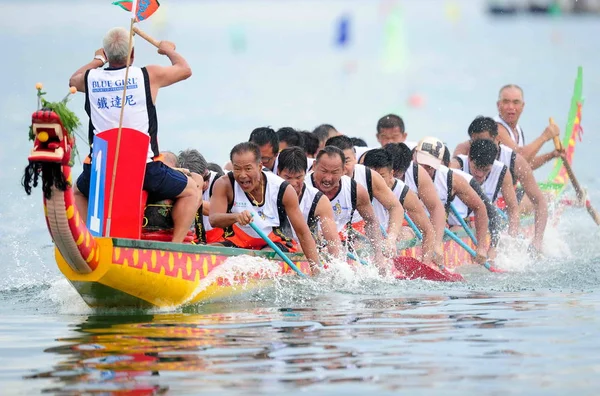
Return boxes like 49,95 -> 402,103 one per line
1,0 -> 600,394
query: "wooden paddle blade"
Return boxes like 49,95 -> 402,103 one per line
394,257 -> 463,282
586,201 -> 600,226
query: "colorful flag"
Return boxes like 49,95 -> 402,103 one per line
546,66 -> 584,189
113,0 -> 160,22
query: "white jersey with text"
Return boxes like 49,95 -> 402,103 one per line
85,66 -> 157,161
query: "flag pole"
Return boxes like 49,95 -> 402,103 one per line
105,16 -> 136,236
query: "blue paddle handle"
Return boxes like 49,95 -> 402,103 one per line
404,214 -> 423,240
496,207 -> 508,220
379,224 -> 388,237
247,218 -> 307,278
444,227 -> 496,272
347,251 -> 368,266
444,227 -> 476,256
449,203 -> 478,245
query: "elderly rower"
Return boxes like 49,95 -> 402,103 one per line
495,84 -> 562,169
209,142 -> 320,268
68,26 -> 198,243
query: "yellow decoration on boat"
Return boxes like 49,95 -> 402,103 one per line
66,205 -> 75,220
76,232 -> 84,246
38,131 -> 49,143
85,249 -> 95,263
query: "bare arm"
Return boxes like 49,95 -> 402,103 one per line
146,41 -> 192,104
452,141 -> 470,157
356,184 -> 386,265
208,177 -> 238,228
530,150 -> 559,170
403,189 -> 436,263
417,166 -> 445,252
514,154 -> 547,251
283,186 -> 320,265
202,201 -> 210,216
448,157 -> 461,169
521,123 -> 560,163
452,175 -> 489,256
500,123 -> 559,163
69,49 -> 106,92
314,195 -> 342,257
501,170 -> 519,237
371,171 -> 404,240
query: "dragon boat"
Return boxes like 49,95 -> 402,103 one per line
23,67 -> 586,309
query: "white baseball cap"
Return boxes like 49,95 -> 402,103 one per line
415,136 -> 445,169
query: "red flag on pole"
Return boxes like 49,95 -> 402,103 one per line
113,0 -> 160,22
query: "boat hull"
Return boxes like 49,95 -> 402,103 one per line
56,238 -> 313,308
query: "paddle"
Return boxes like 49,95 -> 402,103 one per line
403,213 -> 423,239
403,214 -> 463,281
550,117 -> 600,225
382,217 -> 462,282
347,251 -> 368,266
246,214 -> 308,278
132,26 -> 161,48
446,203 -> 504,273
444,228 -> 505,273
449,203 -> 477,244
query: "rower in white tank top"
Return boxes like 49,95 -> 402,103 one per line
85,65 -> 158,161
495,115 -> 525,148
306,173 -> 356,233
373,178 -> 409,229
455,154 -> 507,204
227,171 -> 291,239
